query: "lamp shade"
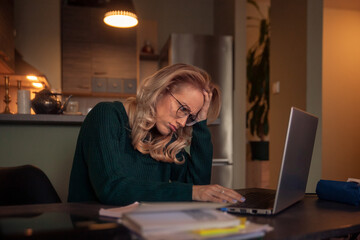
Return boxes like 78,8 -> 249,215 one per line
103,0 -> 138,28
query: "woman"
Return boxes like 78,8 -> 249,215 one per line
68,63 -> 245,206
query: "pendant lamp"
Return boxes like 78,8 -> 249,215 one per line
103,0 -> 138,28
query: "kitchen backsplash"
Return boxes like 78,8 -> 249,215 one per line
62,96 -> 126,116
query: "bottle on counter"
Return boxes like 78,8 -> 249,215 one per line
141,40 -> 154,54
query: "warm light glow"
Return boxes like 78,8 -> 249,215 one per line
27,75 -> 38,81
104,10 -> 138,28
32,82 -> 43,88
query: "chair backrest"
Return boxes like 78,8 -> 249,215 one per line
0,165 -> 61,205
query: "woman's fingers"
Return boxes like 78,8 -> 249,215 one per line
218,188 -> 246,204
192,184 -> 246,204
214,186 -> 245,204
196,89 -> 212,122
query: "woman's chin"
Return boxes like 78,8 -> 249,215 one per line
156,125 -> 171,136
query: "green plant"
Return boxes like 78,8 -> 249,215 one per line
246,0 -> 270,141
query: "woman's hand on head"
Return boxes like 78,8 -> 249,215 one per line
192,184 -> 246,204
196,89 -> 212,122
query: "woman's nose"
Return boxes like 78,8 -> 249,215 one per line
177,117 -> 187,128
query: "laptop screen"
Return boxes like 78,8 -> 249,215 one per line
273,107 -> 318,214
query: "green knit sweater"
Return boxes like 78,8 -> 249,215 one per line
68,101 -> 213,206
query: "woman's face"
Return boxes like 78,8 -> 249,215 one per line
155,84 -> 204,136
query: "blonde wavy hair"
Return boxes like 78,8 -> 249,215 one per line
125,63 -> 221,164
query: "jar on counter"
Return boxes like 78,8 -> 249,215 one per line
141,40 -> 154,54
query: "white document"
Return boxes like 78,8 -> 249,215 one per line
99,202 -> 229,218
122,208 -> 240,236
145,221 -> 273,240
99,202 -> 140,218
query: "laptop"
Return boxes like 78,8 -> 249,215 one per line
227,107 -> 318,215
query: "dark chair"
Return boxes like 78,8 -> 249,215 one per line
0,165 -> 61,205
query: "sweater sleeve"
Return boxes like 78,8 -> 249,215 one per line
170,120 -> 213,185
79,103 -> 193,206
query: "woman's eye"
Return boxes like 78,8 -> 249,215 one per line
179,106 -> 190,114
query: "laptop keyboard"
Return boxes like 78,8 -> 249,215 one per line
232,190 -> 276,208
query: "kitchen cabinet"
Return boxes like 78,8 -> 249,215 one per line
138,53 -> 159,83
139,53 -> 159,61
0,0 -> 15,74
61,5 -> 137,96
137,20 -> 159,83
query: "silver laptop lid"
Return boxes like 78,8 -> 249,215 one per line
273,107 -> 318,214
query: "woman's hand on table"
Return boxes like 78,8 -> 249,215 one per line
192,184 -> 246,204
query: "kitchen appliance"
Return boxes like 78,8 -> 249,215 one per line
31,89 -> 72,114
160,33 -> 234,188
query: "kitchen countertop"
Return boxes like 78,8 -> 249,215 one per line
1,114 -> 219,126
0,113 -> 85,125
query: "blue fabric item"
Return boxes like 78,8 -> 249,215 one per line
316,179 -> 360,206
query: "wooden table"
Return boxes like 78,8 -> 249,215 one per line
0,195 -> 359,240
245,194 -> 360,240
0,202 -> 131,240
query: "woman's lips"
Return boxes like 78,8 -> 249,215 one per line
169,123 -> 177,132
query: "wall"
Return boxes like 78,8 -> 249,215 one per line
134,0 -> 214,50
269,0 -> 308,189
0,125 -> 80,202
232,0 -> 247,188
306,0 -> 323,192
322,0 -> 360,180
14,0 -> 61,92
213,0 -> 235,36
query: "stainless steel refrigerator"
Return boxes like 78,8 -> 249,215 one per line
160,33 -> 234,188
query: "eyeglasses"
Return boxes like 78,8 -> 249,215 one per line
168,91 -> 198,126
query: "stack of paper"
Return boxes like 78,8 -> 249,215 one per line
99,202 -> 272,239
99,202 -> 229,218
123,208 -> 240,237
146,220 -> 272,240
